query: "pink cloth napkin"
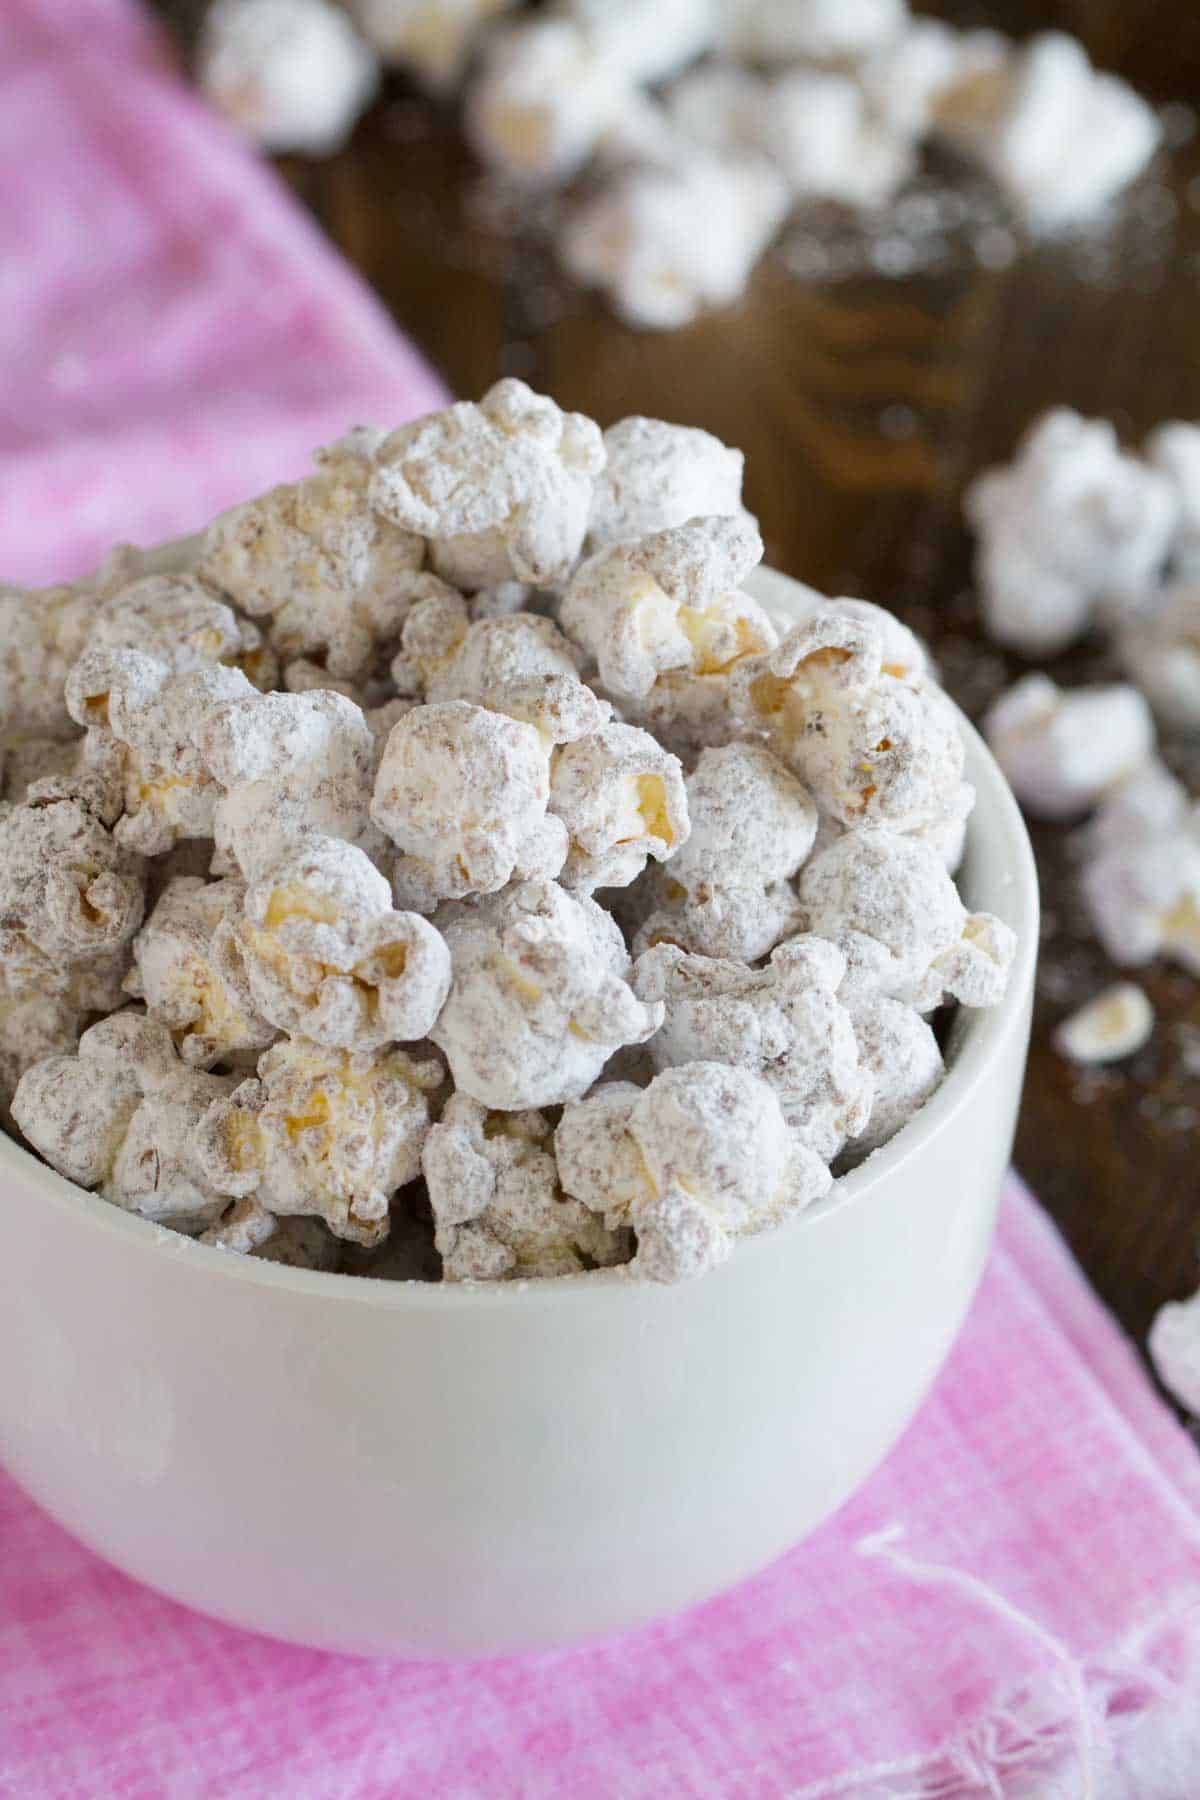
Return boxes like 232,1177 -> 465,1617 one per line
4,4 -> 1200,1795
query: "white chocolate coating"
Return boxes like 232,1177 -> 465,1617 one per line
429,880 -> 661,1109
199,688 -> 377,882
844,994 -> 944,1156
201,435 -> 425,682
127,875 -> 276,1070
733,607 -> 967,833
561,514 -> 768,701
13,1012 -> 236,1231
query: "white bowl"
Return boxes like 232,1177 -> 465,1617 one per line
0,569 -> 1037,1659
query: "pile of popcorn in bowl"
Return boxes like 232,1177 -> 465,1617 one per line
0,382 -> 1016,1286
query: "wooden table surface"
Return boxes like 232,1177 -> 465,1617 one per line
160,1 -> 1200,1345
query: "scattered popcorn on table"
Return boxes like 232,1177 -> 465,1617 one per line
1149,1291 -> 1200,1418
984,674 -> 1155,820
718,0 -> 905,64
561,150 -> 791,332
934,32 -> 1161,232
3,385 -> 1021,1284
564,0 -> 717,87
353,0 -> 516,92
1054,984 -> 1155,1067
966,410 -> 1178,657
558,1063 -> 831,1283
1081,791 -> 1200,977
1118,585 -> 1200,731
424,1093 -> 629,1280
429,879 -> 661,1109
466,18 -> 633,186
199,0 -> 379,155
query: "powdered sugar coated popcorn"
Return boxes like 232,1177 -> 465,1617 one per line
370,381 -> 604,589
418,608 -> 606,745
429,879 -> 661,1110
798,828 -> 1015,1013
231,834 -> 451,1049
984,674 -> 1155,820
550,721 -> 689,893
557,1062 -> 830,1283
0,787 -> 145,989
1081,780 -> 1200,977
719,0 -> 905,63
199,0 -> 379,155
424,1093 -> 629,1280
561,514 -> 769,702
83,573 -> 274,689
199,688 -> 377,882
636,742 -> 815,963
1119,585 -> 1200,731
561,151 -> 790,332
354,0 -> 517,91
201,435 -> 426,683
126,875 -> 276,1070
372,701 -> 567,911
0,994 -> 85,1128
844,994 -> 944,1156
587,416 -> 748,552
935,31 -> 1161,231
466,18 -> 634,186
194,1037 -> 444,1246
733,606 -> 967,833
634,936 -> 871,1161
13,1012 -> 237,1232
966,409 -> 1177,656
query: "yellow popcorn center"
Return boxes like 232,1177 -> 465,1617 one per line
1162,894 -> 1200,960
285,1089 -> 332,1142
186,958 -> 252,1048
635,774 -> 674,847
265,885 -> 340,929
225,1109 -> 265,1173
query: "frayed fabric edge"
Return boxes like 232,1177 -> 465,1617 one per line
790,1527 -> 1200,1799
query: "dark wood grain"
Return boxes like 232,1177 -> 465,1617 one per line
155,2 -> 1200,1344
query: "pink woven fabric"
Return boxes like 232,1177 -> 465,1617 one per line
4,4 -> 1200,1794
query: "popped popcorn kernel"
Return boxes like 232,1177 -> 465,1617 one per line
193,1037 -> 445,1246
424,1093 -> 629,1280
587,416 -> 748,551
984,673 -> 1155,820
126,875 -> 276,1070
550,721 -> 689,893
369,380 -> 604,588
199,0 -> 379,156
430,879 -> 661,1110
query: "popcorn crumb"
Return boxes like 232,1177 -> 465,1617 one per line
1054,983 -> 1155,1065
